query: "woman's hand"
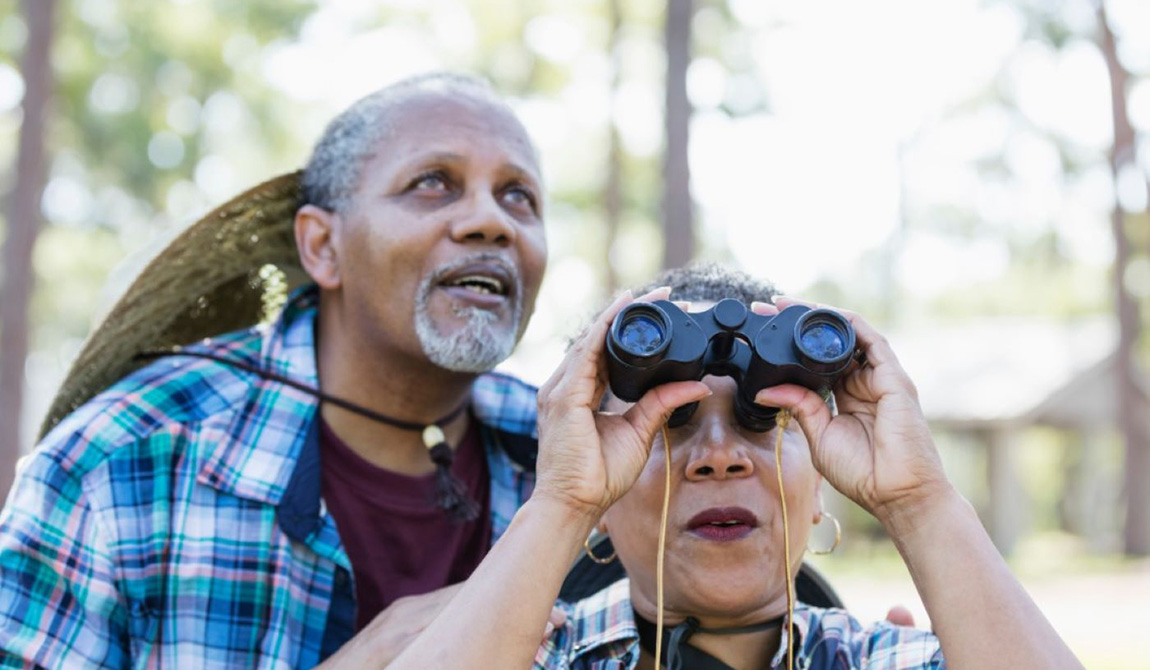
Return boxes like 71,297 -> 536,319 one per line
751,297 -> 951,522
533,288 -> 712,520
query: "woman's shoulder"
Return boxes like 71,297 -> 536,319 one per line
796,605 -> 945,669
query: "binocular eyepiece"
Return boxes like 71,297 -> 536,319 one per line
605,299 -> 857,431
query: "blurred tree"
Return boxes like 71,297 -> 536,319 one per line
941,0 -> 1150,555
662,0 -> 693,268
1097,0 -> 1150,556
604,0 -> 623,293
0,0 -> 314,477
0,0 -> 55,501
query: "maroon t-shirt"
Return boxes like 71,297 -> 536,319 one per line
319,416 -> 492,631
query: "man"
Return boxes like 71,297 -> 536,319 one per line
0,73 -> 554,669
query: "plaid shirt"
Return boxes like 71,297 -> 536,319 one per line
0,287 -> 539,670
537,580 -> 946,670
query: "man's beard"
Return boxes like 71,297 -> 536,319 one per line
413,255 -> 525,374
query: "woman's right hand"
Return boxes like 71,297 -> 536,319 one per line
533,288 -> 712,520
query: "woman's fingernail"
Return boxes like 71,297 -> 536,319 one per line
544,622 -> 555,636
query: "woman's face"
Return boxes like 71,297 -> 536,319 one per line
602,373 -> 822,625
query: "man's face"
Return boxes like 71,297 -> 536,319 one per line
602,373 -> 822,624
335,91 -> 547,373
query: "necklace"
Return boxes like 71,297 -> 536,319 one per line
138,348 -> 479,521
634,610 -> 788,670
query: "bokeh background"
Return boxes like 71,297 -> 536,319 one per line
2,0 -> 1149,667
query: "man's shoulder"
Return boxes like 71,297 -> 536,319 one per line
36,326 -> 271,477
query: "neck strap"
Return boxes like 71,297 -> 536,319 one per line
634,610 -> 787,670
137,348 -> 478,521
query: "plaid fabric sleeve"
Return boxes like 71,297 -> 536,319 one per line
0,449 -> 128,669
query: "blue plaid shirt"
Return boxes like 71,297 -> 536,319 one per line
536,580 -> 946,670
0,287 -> 539,669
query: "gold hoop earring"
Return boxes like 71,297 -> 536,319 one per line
583,536 -> 616,565
807,512 -> 841,555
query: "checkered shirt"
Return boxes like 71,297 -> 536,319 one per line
0,286 -> 539,669
537,580 -> 946,670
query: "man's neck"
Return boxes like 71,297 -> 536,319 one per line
314,302 -> 480,475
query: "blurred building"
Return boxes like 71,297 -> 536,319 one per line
892,318 -> 1149,555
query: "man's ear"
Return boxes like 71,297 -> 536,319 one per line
295,204 -> 342,290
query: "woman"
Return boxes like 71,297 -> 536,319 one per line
388,265 -> 1083,670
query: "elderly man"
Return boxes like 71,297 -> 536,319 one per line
0,73 -> 552,669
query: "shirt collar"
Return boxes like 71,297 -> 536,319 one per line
197,285 -> 541,511
563,579 -> 816,669
566,579 -> 639,661
196,286 -> 323,507
772,604 -> 812,669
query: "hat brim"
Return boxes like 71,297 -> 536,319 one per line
40,170 -> 310,439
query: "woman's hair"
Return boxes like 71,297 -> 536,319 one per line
633,262 -> 780,306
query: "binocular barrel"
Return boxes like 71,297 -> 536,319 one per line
605,299 -> 857,431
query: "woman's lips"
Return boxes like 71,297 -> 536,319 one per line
686,506 -> 760,542
690,524 -> 755,541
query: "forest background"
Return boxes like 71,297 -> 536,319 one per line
2,0 -> 1149,667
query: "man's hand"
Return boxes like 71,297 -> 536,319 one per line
885,605 -> 916,627
313,582 -> 566,669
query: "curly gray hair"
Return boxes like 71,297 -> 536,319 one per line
633,262 -> 780,306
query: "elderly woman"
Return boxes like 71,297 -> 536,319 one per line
388,265 -> 1083,670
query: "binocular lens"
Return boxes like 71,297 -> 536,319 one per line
799,321 -> 847,361
618,315 -> 666,355
609,303 -> 674,370
794,309 -> 855,373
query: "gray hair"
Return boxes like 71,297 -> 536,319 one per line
574,263 -> 779,351
634,262 -> 780,306
301,72 -> 515,214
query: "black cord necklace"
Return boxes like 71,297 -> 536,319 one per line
634,610 -> 788,670
137,348 -> 479,521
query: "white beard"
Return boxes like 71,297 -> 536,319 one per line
413,259 -> 524,373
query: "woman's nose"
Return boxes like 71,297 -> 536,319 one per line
450,190 -> 517,246
683,431 -> 755,481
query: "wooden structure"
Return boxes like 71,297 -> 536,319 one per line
890,317 -> 1149,556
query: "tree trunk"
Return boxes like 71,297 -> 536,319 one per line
0,0 -> 55,502
1098,1 -> 1150,556
662,0 -> 694,269
604,0 -> 623,294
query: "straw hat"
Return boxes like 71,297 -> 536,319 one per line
39,171 -> 312,439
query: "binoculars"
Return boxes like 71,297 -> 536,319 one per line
605,299 -> 857,431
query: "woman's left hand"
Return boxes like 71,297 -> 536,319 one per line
533,288 -> 712,521
751,298 -> 952,521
